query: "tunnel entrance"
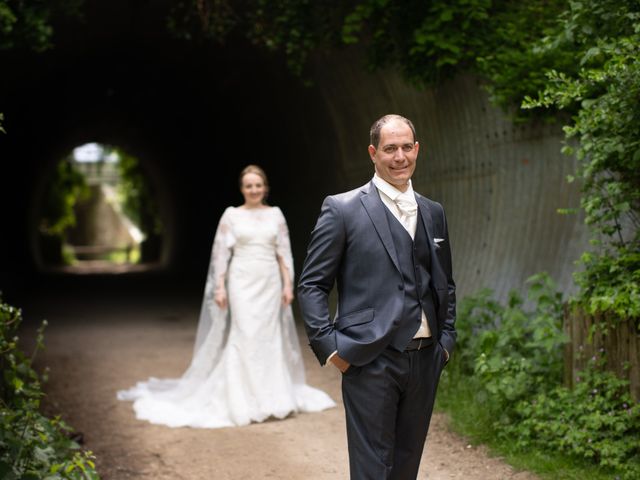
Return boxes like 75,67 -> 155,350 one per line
37,143 -> 163,274
0,1 -> 340,289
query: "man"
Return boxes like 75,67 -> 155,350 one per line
298,114 -> 456,479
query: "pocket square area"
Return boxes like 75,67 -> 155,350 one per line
434,238 -> 445,243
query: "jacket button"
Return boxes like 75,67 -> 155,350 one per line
398,284 -> 404,290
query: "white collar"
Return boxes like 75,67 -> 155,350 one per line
372,174 -> 415,203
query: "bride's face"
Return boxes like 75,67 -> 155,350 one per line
240,172 -> 267,207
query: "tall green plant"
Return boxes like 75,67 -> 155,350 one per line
0,299 -> 100,479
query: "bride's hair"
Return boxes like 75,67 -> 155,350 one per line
239,164 -> 269,204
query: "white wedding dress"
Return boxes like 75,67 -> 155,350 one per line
118,206 -> 335,428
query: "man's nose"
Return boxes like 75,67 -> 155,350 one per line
393,148 -> 405,160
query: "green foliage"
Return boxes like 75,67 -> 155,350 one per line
341,0 -> 489,85
0,0 -> 83,140
473,2 -> 571,112
509,355 -> 640,478
0,298 -> 100,479
169,0 -> 350,77
39,160 -> 89,237
455,274 -> 567,416
170,1 -> 563,92
0,0 -> 83,52
522,0 -> 640,321
113,147 -> 162,237
38,158 -> 88,266
107,247 -> 140,265
438,376 -> 619,480
168,0 -> 238,43
244,0 -> 348,77
341,0 -> 566,98
439,275 -> 640,479
574,249 -> 640,320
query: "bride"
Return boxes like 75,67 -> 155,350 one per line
118,165 -> 335,428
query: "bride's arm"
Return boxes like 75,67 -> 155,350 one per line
210,208 -> 235,309
277,255 -> 294,306
214,277 -> 228,309
275,207 -> 295,306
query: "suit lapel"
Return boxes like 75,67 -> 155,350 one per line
416,194 -> 435,243
416,193 -> 446,287
361,182 -> 401,273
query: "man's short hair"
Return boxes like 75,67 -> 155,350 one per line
369,114 -> 417,148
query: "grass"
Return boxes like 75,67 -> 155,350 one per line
107,246 -> 140,264
435,371 -> 620,480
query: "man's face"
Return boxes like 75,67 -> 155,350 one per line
368,120 -> 419,191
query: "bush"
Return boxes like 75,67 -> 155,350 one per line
452,273 -> 566,407
0,298 -> 100,479
440,274 -> 640,479
509,355 -> 640,478
573,249 -> 640,321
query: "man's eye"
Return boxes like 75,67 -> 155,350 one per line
402,145 -> 414,152
383,146 -> 397,154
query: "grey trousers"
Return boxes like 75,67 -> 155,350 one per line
341,343 -> 446,480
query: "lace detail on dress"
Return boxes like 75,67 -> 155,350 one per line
274,207 -> 295,280
195,207 -> 235,356
211,207 -> 235,296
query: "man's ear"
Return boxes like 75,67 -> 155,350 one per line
368,145 -> 377,162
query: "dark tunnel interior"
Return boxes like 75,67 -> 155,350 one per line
0,1 -> 589,314
0,1 -> 340,303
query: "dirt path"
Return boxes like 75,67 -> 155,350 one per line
22,285 -> 538,480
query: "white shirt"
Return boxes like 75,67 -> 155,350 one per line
372,174 -> 418,238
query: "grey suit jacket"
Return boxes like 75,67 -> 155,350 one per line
298,181 -> 456,367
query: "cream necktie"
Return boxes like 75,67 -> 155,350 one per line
394,194 -> 417,231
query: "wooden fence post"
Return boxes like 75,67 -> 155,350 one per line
563,305 -> 640,401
